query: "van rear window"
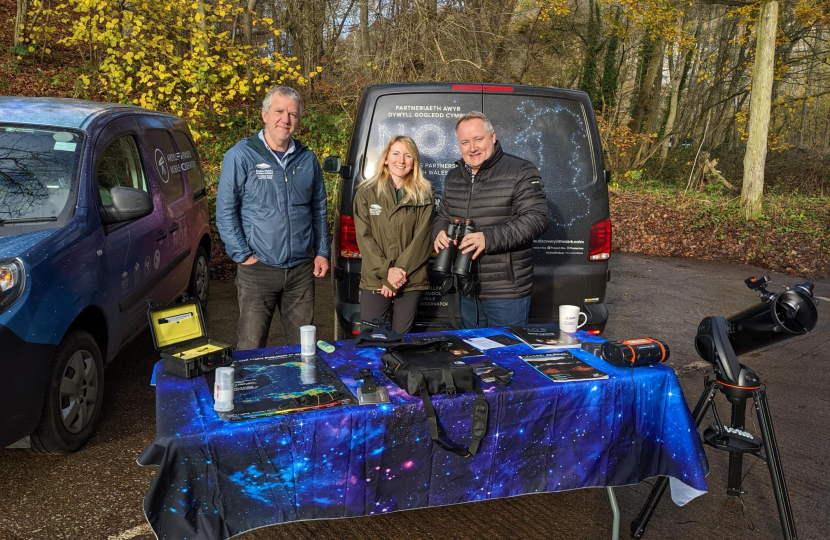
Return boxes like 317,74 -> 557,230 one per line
484,94 -> 595,191
363,93 -> 481,198
364,92 -> 595,198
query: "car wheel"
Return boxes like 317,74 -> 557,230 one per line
30,330 -> 104,455
188,246 -> 210,309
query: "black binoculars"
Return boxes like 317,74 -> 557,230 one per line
434,218 -> 477,279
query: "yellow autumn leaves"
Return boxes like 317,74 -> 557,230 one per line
18,0 -> 323,140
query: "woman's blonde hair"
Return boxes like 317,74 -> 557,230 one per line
364,135 -> 432,204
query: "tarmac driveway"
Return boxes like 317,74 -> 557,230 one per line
1,253 -> 828,540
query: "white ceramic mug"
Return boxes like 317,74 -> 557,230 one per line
559,305 -> 587,333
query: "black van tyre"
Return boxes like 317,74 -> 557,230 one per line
333,310 -> 345,341
188,246 -> 210,309
30,330 -> 104,455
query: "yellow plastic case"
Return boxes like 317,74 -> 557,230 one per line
147,300 -> 234,378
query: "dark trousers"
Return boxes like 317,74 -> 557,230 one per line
235,260 -> 314,349
360,289 -> 425,335
459,295 -> 531,329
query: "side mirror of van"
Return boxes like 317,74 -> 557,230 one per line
100,186 -> 154,224
323,156 -> 341,174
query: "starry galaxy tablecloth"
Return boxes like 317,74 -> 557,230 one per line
138,328 -> 708,540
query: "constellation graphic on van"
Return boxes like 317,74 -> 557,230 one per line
502,100 -> 594,232
368,95 -> 596,233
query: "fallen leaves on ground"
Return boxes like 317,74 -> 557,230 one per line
611,191 -> 829,280
209,191 -> 829,282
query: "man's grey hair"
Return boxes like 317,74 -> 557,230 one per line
262,86 -> 303,117
455,111 -> 494,134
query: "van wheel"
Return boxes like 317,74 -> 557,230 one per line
30,331 -> 103,455
333,311 -> 345,341
188,246 -> 210,309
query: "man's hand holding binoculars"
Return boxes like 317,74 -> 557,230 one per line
434,229 -> 451,252
458,232 -> 486,260
434,229 -> 485,260
433,220 -> 479,292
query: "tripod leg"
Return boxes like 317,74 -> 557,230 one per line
726,401 -> 747,497
630,379 -> 719,538
753,388 -> 798,540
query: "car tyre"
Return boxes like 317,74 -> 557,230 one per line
30,330 -> 104,454
188,246 -> 210,310
333,310 -> 345,341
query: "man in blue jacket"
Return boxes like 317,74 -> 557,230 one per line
216,86 -> 330,348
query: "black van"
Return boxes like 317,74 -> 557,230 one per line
325,83 -> 611,338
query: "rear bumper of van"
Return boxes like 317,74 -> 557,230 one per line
0,325 -> 55,449
335,300 -> 608,337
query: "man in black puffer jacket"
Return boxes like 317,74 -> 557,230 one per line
433,111 -> 551,328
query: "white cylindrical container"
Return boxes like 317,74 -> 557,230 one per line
300,325 -> 316,357
213,367 -> 235,412
300,356 -> 316,385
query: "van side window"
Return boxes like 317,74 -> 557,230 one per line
172,131 -> 205,198
96,135 -> 149,206
145,129 -> 185,205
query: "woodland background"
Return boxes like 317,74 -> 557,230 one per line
4,0 -> 829,279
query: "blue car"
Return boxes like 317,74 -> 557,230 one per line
0,98 -> 211,453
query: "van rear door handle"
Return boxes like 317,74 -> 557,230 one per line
169,222 -> 179,233
156,230 -> 168,241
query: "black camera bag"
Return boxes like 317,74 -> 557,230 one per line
381,340 -> 488,457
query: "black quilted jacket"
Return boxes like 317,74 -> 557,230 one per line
433,142 -> 550,299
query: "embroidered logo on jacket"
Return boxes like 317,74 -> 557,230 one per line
369,204 -> 382,216
255,163 -> 273,179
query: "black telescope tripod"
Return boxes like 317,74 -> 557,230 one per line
631,278 -> 818,539
630,277 -> 820,539
630,369 -> 796,539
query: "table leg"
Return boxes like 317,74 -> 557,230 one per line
607,487 -> 620,540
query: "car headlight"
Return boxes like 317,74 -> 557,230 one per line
0,258 -> 26,313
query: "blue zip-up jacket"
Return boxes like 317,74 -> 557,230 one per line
216,134 -> 330,267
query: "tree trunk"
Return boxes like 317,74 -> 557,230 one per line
799,33 -> 818,148
14,0 -> 28,48
698,13 -> 739,151
632,40 -> 665,165
578,0 -> 601,105
661,46 -> 683,159
196,0 -> 208,56
741,0 -> 778,220
360,0 -> 370,59
305,0 -> 326,94
600,9 -> 621,110
629,37 -> 664,133
482,0 -> 521,82
244,0 -> 257,87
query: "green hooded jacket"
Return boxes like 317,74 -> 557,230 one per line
353,181 -> 434,293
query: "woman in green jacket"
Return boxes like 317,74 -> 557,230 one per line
353,135 -> 434,334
